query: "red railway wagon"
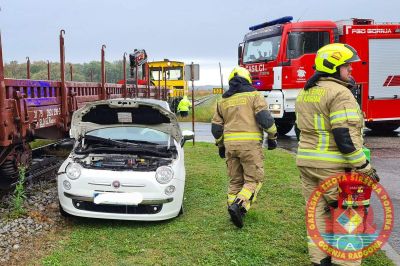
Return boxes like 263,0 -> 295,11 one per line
0,31 -> 169,188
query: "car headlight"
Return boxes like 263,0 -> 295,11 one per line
66,163 -> 81,180
155,166 -> 174,184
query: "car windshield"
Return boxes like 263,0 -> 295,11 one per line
243,35 -> 282,63
86,127 -> 170,145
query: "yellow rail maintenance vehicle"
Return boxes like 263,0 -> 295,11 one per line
148,59 -> 188,113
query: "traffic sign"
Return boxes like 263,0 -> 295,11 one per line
213,88 -> 223,94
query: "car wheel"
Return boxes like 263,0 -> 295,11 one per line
276,122 -> 294,136
178,204 -> 184,216
59,202 -> 72,218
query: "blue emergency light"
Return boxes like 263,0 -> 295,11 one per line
249,16 -> 293,31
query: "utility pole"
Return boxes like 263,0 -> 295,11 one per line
219,62 -> 223,89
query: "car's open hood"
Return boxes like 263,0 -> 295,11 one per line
70,98 -> 182,141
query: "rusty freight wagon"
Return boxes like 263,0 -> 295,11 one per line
0,30 -> 169,189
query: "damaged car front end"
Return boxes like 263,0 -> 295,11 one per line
57,98 -> 193,221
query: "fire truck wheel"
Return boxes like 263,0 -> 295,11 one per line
366,123 -> 400,133
294,124 -> 300,141
276,123 -> 294,136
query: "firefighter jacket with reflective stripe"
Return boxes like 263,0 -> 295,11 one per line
295,77 -> 366,169
212,89 -> 276,149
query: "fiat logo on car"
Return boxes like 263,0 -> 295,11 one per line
112,180 -> 121,189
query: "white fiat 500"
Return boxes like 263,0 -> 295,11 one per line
57,98 -> 194,221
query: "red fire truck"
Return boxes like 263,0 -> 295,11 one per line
238,16 -> 400,135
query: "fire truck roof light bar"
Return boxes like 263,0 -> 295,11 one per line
249,16 -> 293,31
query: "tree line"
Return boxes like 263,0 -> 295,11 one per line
4,60 -> 128,83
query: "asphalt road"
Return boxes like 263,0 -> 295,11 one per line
180,122 -> 400,263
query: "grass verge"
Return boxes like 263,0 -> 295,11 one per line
29,139 -> 55,149
41,143 -> 393,265
178,95 -> 220,123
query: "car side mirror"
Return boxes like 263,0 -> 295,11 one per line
238,43 -> 243,65
181,130 -> 194,146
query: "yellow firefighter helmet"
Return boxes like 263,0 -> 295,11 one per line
229,66 -> 252,84
315,43 -> 360,74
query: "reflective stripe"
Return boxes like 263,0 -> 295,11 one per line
314,114 -> 329,151
343,149 -> 366,164
227,194 -> 236,205
243,201 -> 251,211
215,135 -> 223,145
251,182 -> 263,203
238,188 -> 253,200
224,132 -> 262,141
330,109 -> 358,117
298,149 -> 347,163
265,123 -> 277,135
298,148 -> 366,164
330,109 -> 359,124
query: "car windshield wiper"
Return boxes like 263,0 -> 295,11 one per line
84,135 -> 137,148
120,140 -> 177,153
75,146 -> 171,157
115,139 -> 158,145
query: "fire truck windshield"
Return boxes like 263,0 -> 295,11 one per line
243,35 -> 281,64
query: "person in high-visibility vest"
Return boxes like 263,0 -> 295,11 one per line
211,66 -> 277,228
177,95 -> 192,117
295,43 -> 380,266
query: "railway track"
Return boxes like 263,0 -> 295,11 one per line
193,94 -> 216,106
0,139 -> 73,192
28,139 -> 73,181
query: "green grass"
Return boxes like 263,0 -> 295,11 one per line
29,139 -> 55,149
41,143 -> 393,266
178,95 -> 220,123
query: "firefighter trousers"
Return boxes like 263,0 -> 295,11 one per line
226,145 -> 264,211
298,166 -> 361,266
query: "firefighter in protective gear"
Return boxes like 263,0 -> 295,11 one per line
211,66 -> 277,228
177,95 -> 192,117
295,43 -> 380,266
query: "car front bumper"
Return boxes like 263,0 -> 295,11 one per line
58,170 -> 185,221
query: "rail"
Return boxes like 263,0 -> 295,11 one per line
193,95 -> 215,107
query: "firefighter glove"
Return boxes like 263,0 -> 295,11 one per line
266,133 -> 278,150
218,146 -> 226,158
356,161 -> 380,182
266,139 -> 277,150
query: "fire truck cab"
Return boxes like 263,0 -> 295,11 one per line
239,16 -> 400,135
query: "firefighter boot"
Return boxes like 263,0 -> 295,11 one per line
228,203 -> 243,228
228,199 -> 247,228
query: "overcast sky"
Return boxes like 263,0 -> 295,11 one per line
1,0 -> 399,85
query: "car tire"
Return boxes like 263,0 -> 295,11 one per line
178,204 -> 184,216
59,202 -> 72,218
276,122 -> 294,136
